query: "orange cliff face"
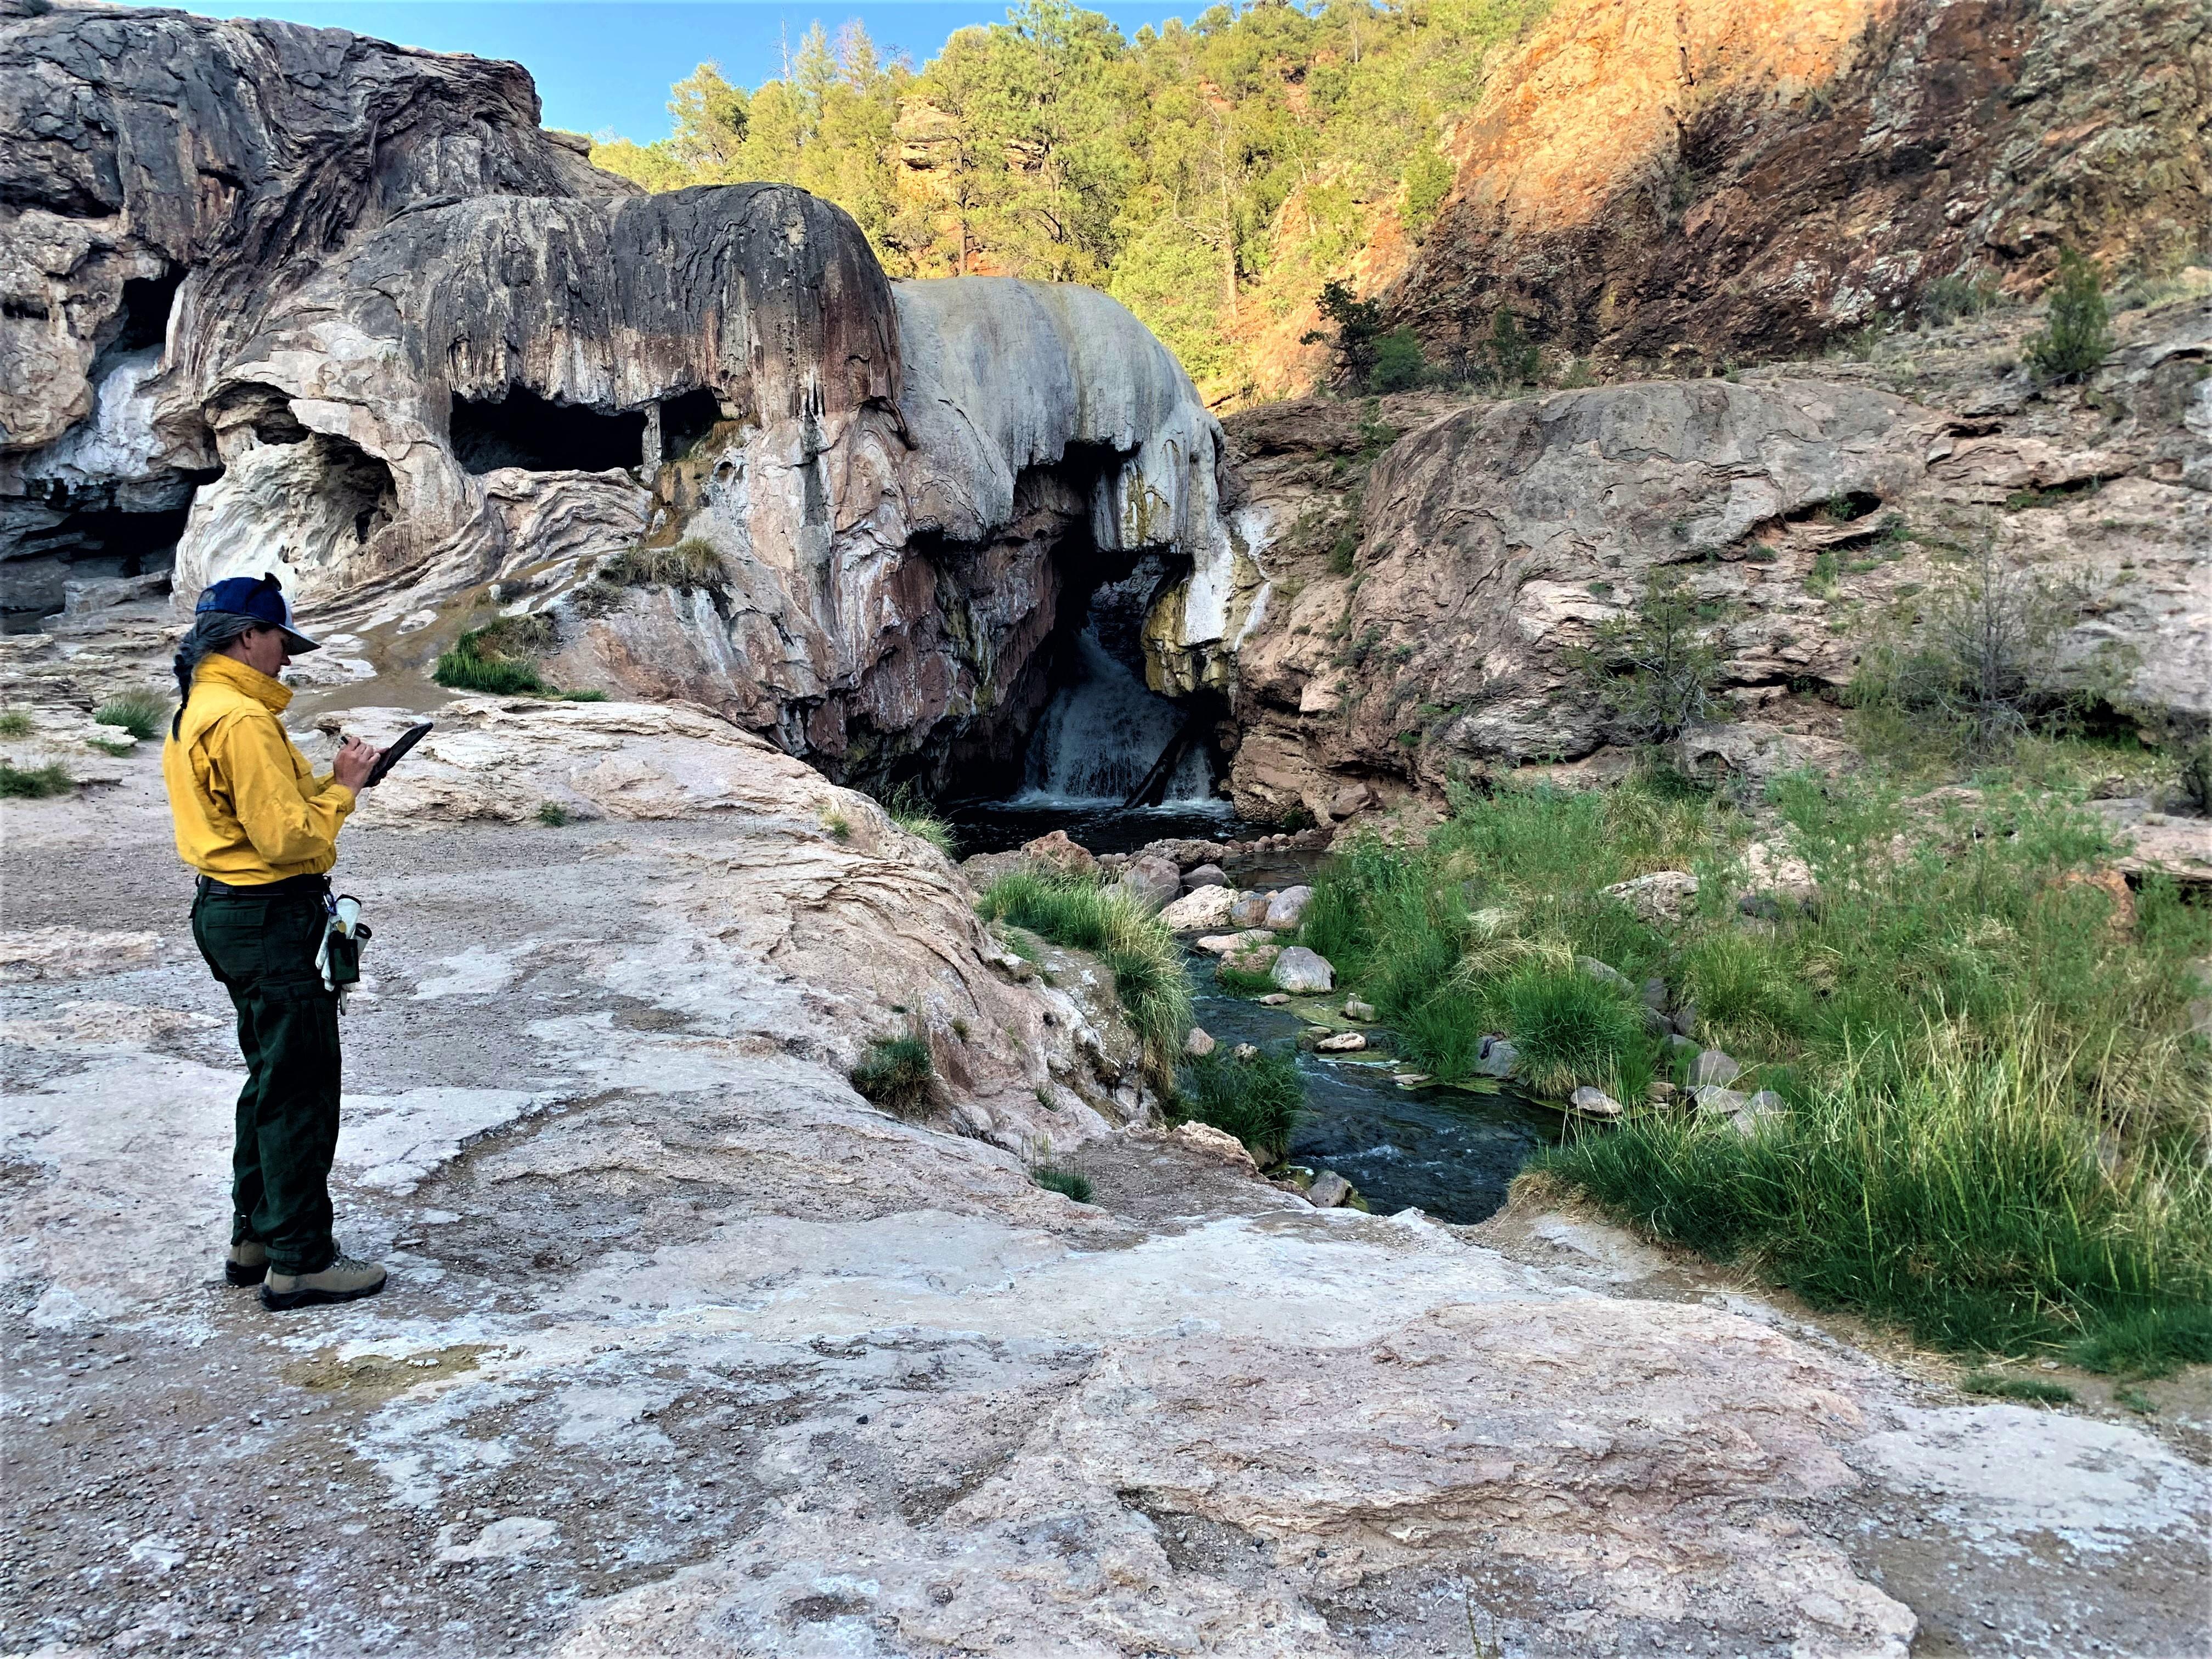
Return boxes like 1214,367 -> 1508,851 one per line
1248,0 -> 2206,394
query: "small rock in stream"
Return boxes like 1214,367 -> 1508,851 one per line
1474,1036 -> 1518,1079
1264,886 -> 1315,929
1228,892 -> 1272,928
1182,863 -> 1228,890
1184,1026 -> 1217,1058
1306,1171 -> 1352,1209
1315,1031 -> 1367,1053
1256,992 -> 1289,1006
1570,1085 -> 1623,1118
1270,946 -> 1334,994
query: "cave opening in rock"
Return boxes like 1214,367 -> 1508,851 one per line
659,388 -> 724,460
0,496 -> 192,631
450,386 -> 648,475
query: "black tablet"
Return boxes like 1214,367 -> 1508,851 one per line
363,721 -> 433,788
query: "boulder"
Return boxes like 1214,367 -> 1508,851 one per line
1224,941 -> 1283,977
1314,1032 -> 1367,1053
1739,840 -> 1819,909
1118,854 -> 1182,911
1181,863 -> 1229,890
1184,1026 -> 1217,1059
1690,1049 -> 1743,1088
1343,997 -> 1378,1022
1569,1086 -> 1623,1119
1692,1084 -> 1750,1117
1158,885 -> 1238,932
1604,872 -> 1700,925
1677,724 -> 1858,788
1305,1171 -> 1352,1209
1269,947 -> 1335,994
1023,831 -> 1098,879
1264,885 -> 1315,930
1641,978 -> 1670,1013
1231,1043 -> 1261,1062
1228,892 -> 1273,928
1646,1080 -> 1681,1105
1578,957 -> 1634,994
1195,929 -> 1274,956
1256,994 -> 1290,1007
1475,1036 -> 1519,1079
1731,1090 -> 1788,1136
1170,1121 -> 1257,1173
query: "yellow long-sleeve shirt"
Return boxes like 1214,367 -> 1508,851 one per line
162,653 -> 355,883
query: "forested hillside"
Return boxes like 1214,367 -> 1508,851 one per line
591,0 -> 1550,403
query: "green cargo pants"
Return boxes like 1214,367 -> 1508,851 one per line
191,883 -> 341,1276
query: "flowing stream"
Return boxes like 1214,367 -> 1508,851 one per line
954,605 -> 1557,1223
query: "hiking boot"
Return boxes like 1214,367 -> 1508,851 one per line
224,1240 -> 269,1286
260,1253 -> 387,1312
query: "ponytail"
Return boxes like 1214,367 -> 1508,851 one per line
170,612 -> 259,736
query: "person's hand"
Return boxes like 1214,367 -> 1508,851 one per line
332,736 -> 383,793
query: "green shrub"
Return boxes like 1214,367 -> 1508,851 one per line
1916,273 -> 2001,328
557,689 -> 610,703
1677,930 -> 1809,1058
1494,964 -> 1651,1099
536,802 -> 571,826
978,871 -> 1192,1069
2024,248 -> 2112,382
1178,1046 -> 1304,1159
1212,963 -> 1280,998
1370,328 -> 1426,392
93,689 -> 166,740
0,761 -> 73,799
850,1034 -> 934,1115
87,736 -> 134,758
602,538 -> 726,592
821,810 -> 851,841
0,709 -> 32,737
1032,1165 -> 1094,1204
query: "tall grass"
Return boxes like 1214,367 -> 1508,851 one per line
978,871 -> 1192,1070
879,782 -> 956,857
850,1033 -> 934,1115
0,761 -> 73,799
1178,1046 -> 1305,1158
434,620 -> 551,695
1307,769 -> 2212,1371
1541,1019 -> 2212,1372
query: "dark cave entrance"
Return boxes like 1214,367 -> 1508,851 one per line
0,492 -> 196,630
450,386 -> 648,475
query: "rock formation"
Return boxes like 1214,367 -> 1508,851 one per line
1369,0 -> 2209,376
1221,294 -> 2211,822
1,1 -> 1250,791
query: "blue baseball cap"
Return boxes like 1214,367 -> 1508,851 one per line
194,571 -> 321,654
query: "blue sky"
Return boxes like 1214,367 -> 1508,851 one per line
182,2 -> 1198,143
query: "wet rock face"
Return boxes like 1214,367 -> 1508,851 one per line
1,2 -> 1239,786
1389,0 -> 2208,370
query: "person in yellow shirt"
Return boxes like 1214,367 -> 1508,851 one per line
163,573 -> 389,1311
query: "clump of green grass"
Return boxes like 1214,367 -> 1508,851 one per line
821,810 -> 851,842
1675,929 -> 1809,1059
0,761 -> 74,799
978,871 -> 1192,1071
1032,1165 -> 1094,1204
556,689 -> 610,703
1491,965 -> 1652,1100
850,1033 -> 934,1115
94,689 -> 167,740
879,782 -> 955,857
0,709 -> 32,737
87,736 -> 134,758
536,802 -> 571,827
1212,963 -> 1280,997
1961,1372 -> 2075,1406
602,538 -> 725,593
433,616 -> 558,695
1178,1046 -> 1304,1160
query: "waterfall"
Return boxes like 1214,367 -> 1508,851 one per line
1021,629 -> 1212,805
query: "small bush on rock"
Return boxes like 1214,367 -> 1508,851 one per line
1492,965 -> 1652,1101
850,1034 -> 934,1115
94,689 -> 166,740
602,539 -> 726,593
1032,1164 -> 1094,1204
434,617 -> 557,695
2024,247 -> 2112,382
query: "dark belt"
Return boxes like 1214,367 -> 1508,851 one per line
195,872 -> 331,899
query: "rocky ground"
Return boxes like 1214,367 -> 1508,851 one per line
3,702 -> 2208,1659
